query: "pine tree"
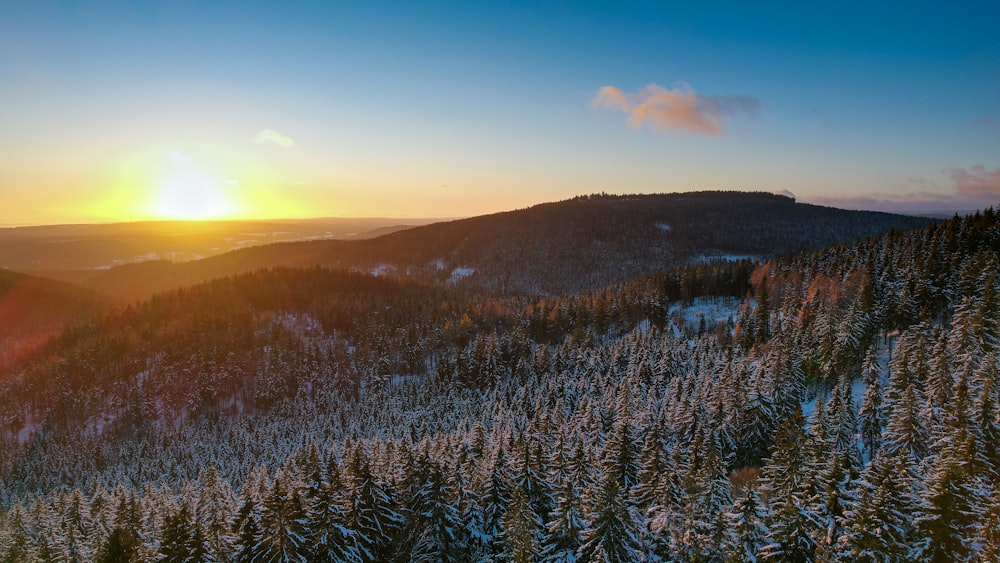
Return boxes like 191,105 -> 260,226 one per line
159,499 -> 212,562
759,410 -> 817,562
842,452 -> 917,562
95,526 -> 140,563
196,467 -> 237,561
725,487 -> 768,563
540,468 -> 586,563
307,461 -> 358,562
408,459 -> 466,562
233,496 -> 265,563
858,348 -> 886,462
911,430 -> 980,562
577,473 -> 641,563
345,446 -> 404,562
503,485 -> 542,563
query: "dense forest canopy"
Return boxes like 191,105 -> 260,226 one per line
0,205 -> 997,561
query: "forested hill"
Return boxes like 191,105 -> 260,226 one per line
0,269 -> 106,374
0,208 -> 997,561
47,192 -> 931,299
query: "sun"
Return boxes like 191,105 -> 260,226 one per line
150,152 -> 239,220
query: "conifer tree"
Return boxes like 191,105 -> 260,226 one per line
540,469 -> 586,563
503,485 -> 542,563
577,474 -> 642,563
858,348 -> 886,461
911,429 -> 980,562
257,476 -> 310,562
842,452 -> 917,562
725,487 -> 768,563
759,410 -> 817,562
345,446 -> 404,562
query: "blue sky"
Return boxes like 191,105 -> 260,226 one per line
1,1 -> 998,224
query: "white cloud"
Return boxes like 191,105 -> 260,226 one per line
254,128 -> 295,148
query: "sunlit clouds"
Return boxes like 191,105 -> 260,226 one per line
254,128 -> 296,148
945,165 -> 1000,198
807,165 -> 1000,214
592,83 -> 762,136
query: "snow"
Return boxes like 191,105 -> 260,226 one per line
694,254 -> 760,263
434,259 -> 446,270
655,221 -> 671,231
448,266 -> 476,284
370,264 -> 395,277
16,410 -> 38,446
668,297 -> 741,330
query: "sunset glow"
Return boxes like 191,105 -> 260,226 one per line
0,2 -> 998,226
148,152 -> 239,220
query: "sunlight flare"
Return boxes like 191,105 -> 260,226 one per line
149,152 -> 240,220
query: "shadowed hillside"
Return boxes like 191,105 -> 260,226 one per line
44,192 -> 932,299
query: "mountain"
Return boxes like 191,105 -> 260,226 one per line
0,207 -> 997,561
0,269 -> 106,373
1,217 -> 430,271
42,192 -> 931,299
0,205 -> 998,560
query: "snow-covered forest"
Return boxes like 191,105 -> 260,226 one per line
1,208 -> 998,561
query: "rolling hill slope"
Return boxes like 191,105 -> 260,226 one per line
42,191 -> 931,299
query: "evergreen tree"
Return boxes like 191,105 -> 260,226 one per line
759,410 -> 817,562
307,462 -> 358,562
725,487 -> 768,563
842,452 -> 917,562
503,485 -> 542,563
408,459 -> 466,562
233,497 -> 265,563
911,431 -> 980,562
345,446 -> 404,562
858,348 -> 886,461
159,502 -> 210,563
541,467 -> 586,563
577,474 -> 641,563
95,527 -> 140,563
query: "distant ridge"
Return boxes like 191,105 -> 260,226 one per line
39,191 -> 932,299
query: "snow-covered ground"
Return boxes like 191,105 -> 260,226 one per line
448,266 -> 475,285
370,263 -> 395,277
667,297 -> 741,336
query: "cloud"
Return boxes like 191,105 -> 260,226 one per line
254,128 -> 295,148
974,116 -> 1000,128
592,83 -> 762,136
806,165 -> 1000,215
945,165 -> 1000,198
167,150 -> 192,164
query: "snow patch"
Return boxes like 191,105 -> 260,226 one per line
694,254 -> 760,263
655,221 -> 671,231
370,264 -> 395,277
448,266 -> 475,284
17,410 -> 38,446
668,297 -> 740,329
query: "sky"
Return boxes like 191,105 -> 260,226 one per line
1,1 -> 999,225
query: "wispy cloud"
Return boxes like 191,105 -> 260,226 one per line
807,165 -> 1000,214
974,116 -> 1000,129
167,150 -> 192,164
945,165 -> 1000,198
592,83 -> 762,136
254,128 -> 295,148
